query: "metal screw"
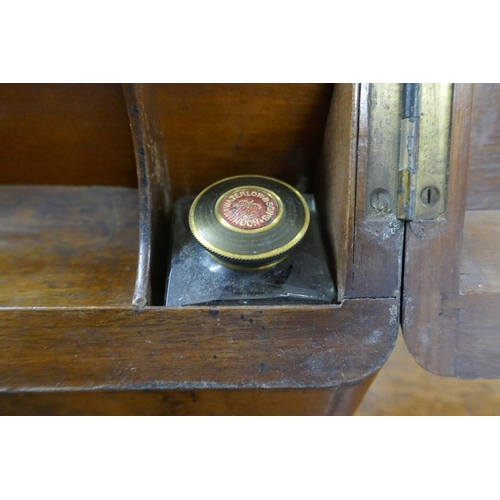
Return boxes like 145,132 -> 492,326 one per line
370,188 -> 391,212
420,186 -> 440,207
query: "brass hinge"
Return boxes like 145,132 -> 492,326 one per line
397,83 -> 453,221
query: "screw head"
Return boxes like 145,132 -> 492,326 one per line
370,188 -> 391,212
420,186 -> 440,207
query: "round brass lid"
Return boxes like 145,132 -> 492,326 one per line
189,175 -> 310,270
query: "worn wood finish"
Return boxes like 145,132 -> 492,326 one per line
123,84 -> 171,307
0,377 -> 376,416
0,186 -> 138,307
466,83 -> 500,210
0,380 -> 374,416
0,84 -> 136,187
346,84 -> 404,299
316,84 -> 358,299
401,84 -> 476,377
0,300 -> 398,391
153,84 -> 334,200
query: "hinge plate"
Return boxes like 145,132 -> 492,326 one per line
397,83 -> 453,221
364,83 -> 453,222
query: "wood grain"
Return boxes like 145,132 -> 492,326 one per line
401,84 -> 475,376
316,84 -> 358,299
0,186 -> 138,307
403,84 -> 500,379
152,84 -> 334,200
0,84 -> 136,187
460,210 -> 500,294
0,377 -> 376,416
0,377 -> 373,416
123,84 -> 171,307
0,388 -> 339,416
358,332 -> 500,416
466,83 -> 500,210
0,300 -> 397,391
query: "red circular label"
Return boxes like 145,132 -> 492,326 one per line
219,188 -> 279,230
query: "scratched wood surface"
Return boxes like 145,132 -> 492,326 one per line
0,300 -> 397,391
0,186 -> 138,307
0,84 -> 137,187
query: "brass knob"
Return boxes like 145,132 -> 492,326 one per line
189,175 -> 310,270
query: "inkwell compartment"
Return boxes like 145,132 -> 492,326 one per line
125,83 -> 344,308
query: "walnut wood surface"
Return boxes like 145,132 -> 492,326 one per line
0,300 -> 397,391
358,332 -> 500,416
123,84 -> 171,307
316,84 -> 358,299
0,389 -> 338,416
0,186 -> 138,307
0,84 -> 136,187
466,83 -> 500,210
152,84 -> 333,201
0,378 -> 376,416
461,210 -> 500,294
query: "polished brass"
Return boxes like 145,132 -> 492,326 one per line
208,252 -> 289,271
364,83 -> 403,218
414,83 -> 452,220
189,175 -> 310,269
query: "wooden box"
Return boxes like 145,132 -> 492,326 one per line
0,83 -> 493,415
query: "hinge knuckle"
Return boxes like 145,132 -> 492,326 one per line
397,83 -> 452,222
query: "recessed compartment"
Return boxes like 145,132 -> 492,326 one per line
125,83 -> 361,308
0,84 -> 138,307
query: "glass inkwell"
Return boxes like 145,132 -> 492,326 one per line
165,175 -> 336,306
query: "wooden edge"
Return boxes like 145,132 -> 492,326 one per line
328,370 -> 379,416
346,84 -> 405,299
0,388 -> 341,416
0,299 -> 398,391
122,84 -> 171,308
401,83 -> 474,376
316,83 -> 359,300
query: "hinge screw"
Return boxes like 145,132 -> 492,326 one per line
370,188 -> 391,212
420,186 -> 440,207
